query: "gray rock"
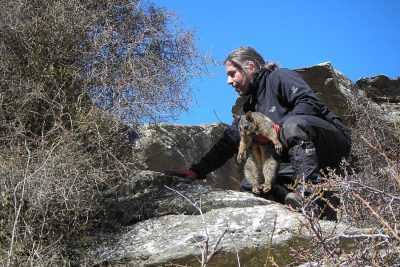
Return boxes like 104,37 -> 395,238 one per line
132,123 -> 241,190
103,170 -> 270,225
285,63 -> 399,124
295,62 -> 353,123
355,75 -> 400,121
93,196 -> 365,266
356,75 -> 400,100
95,171 -> 373,267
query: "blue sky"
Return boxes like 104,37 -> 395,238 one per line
153,0 -> 400,125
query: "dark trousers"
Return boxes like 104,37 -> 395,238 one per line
281,115 -> 351,170
241,115 -> 351,198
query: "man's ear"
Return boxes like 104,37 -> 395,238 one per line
245,111 -> 253,122
246,61 -> 256,74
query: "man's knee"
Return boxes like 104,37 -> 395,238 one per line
281,116 -> 312,146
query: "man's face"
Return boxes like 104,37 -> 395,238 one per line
225,61 -> 254,96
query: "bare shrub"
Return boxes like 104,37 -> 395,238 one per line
0,0 -> 202,139
292,91 -> 400,266
0,0 -> 204,265
342,92 -> 400,227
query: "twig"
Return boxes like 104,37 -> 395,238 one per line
7,140 -> 31,267
227,229 -> 241,267
361,135 -> 392,164
265,215 -> 278,267
353,192 -> 400,242
164,185 -> 205,223
326,233 -> 390,242
346,181 -> 400,201
94,122 -> 129,177
300,196 -> 337,262
206,229 -> 227,262
165,185 -> 228,267
213,109 -> 223,124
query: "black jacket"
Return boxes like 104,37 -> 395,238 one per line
190,68 -> 344,177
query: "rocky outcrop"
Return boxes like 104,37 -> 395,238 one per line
103,170 -> 267,225
356,75 -> 400,101
132,123 -> 241,190
355,75 -> 400,121
295,63 -> 400,123
295,62 -> 353,122
95,171 -> 368,267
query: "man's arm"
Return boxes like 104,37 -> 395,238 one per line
190,119 -> 240,178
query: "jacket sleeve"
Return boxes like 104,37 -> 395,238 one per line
272,69 -> 325,124
190,118 -> 240,178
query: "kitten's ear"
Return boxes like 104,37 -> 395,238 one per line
245,111 -> 253,122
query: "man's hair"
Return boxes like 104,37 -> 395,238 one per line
224,46 -> 278,73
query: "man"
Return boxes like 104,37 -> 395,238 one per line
173,46 -> 351,209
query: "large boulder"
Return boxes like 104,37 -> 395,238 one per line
295,62 -> 353,122
355,75 -> 400,121
94,171 -> 371,267
103,171 -> 268,225
132,123 -> 241,190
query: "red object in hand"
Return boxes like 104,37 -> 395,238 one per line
165,169 -> 199,179
181,169 -> 199,179
272,123 -> 281,136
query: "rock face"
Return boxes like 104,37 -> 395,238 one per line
103,170 -> 268,225
96,171 -> 366,267
132,124 -> 241,190
355,75 -> 400,121
295,62 -> 353,122
90,63 -> 397,266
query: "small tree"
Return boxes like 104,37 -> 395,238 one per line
0,0 -> 204,265
0,0 -> 201,141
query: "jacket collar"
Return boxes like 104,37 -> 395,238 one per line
248,68 -> 270,98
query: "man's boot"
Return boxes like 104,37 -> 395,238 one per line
285,140 -> 339,220
288,140 -> 320,182
285,141 -> 321,210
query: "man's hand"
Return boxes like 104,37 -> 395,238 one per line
164,169 -> 199,180
272,123 -> 281,136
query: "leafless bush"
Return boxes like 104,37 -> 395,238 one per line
0,0 -> 204,265
342,91 -> 400,227
292,91 -> 400,266
0,0 -> 202,139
